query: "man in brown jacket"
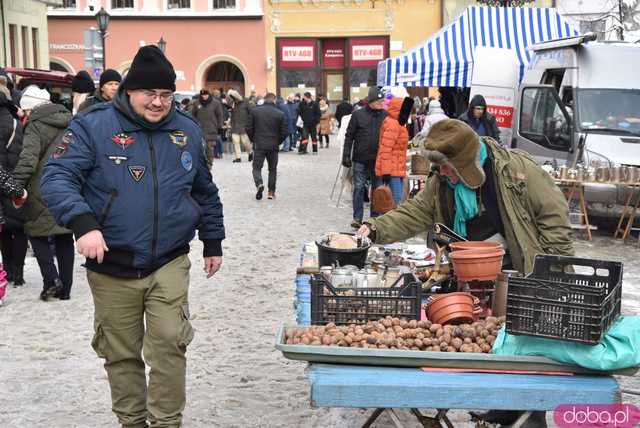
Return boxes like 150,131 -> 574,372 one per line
358,118 -> 574,275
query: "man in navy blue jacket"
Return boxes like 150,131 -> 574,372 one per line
41,46 -> 225,428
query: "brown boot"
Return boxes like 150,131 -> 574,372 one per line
267,191 -> 275,200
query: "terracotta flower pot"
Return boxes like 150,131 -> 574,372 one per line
426,292 -> 476,325
449,248 -> 505,282
449,241 -> 503,252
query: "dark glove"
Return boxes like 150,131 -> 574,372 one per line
342,158 -> 352,168
382,175 -> 391,185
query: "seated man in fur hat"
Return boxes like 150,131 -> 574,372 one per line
358,118 -> 574,427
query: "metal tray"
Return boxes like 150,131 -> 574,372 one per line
276,325 -> 638,376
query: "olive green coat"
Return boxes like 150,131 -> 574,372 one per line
370,138 -> 574,274
13,102 -> 72,237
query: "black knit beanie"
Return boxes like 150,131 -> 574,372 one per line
72,70 -> 95,94
99,69 -> 122,88
122,46 -> 176,92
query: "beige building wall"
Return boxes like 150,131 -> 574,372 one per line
264,0 -> 442,92
0,0 -> 56,69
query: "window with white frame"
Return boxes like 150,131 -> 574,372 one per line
168,0 -> 190,8
55,0 -> 77,7
112,0 -> 134,8
212,0 -> 235,9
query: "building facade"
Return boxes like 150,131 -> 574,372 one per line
0,0 -> 57,69
47,0 -> 267,95
556,0 -> 640,42
264,0 -> 442,102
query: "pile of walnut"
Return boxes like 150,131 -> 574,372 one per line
285,316 -> 506,353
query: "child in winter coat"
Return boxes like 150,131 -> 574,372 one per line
375,97 -> 414,204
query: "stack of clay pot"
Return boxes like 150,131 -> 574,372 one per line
448,241 -> 505,283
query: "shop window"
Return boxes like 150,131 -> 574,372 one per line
168,0 -> 190,8
32,28 -> 39,68
349,68 -> 377,103
212,0 -> 235,9
279,69 -> 318,100
112,0 -> 134,8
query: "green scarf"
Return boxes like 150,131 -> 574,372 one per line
446,142 -> 488,238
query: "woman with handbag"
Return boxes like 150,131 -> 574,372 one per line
375,96 -> 414,205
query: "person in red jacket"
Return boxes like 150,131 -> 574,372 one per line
375,96 -> 414,204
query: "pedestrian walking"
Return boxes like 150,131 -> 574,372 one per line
342,87 -> 388,229
285,94 -> 300,150
247,93 -> 288,200
191,89 -> 224,166
318,99 -> 332,148
275,96 -> 294,152
71,70 -> 95,114
458,94 -> 500,140
298,92 -> 320,155
78,69 -> 122,112
41,45 -> 225,428
227,89 -> 253,163
212,89 -> 225,159
375,96 -> 414,204
14,85 -> 75,301
0,90 -> 28,287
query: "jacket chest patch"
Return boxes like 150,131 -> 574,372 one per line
180,151 -> 193,172
170,131 -> 188,147
108,155 -> 128,165
128,165 -> 146,182
112,133 -> 135,150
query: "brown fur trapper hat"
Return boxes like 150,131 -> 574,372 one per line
424,119 -> 485,189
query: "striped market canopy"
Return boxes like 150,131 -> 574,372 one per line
377,6 -> 579,88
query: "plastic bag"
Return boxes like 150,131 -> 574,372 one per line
492,316 -> 640,371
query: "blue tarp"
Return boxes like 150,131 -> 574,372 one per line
377,6 -> 579,88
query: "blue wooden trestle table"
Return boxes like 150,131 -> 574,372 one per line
306,364 -> 621,428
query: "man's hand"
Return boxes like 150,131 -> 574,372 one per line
76,230 -> 109,264
342,158 -> 352,168
357,224 -> 371,238
204,256 -> 222,278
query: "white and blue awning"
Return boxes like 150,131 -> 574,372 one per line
377,6 -> 579,88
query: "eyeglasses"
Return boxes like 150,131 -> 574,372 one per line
139,90 -> 174,103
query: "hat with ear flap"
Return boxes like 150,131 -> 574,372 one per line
423,119 -> 485,189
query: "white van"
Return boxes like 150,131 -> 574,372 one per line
510,33 -> 640,217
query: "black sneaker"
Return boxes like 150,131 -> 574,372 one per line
256,185 -> 264,200
248,153 -> 253,162
39,289 -> 49,301
48,278 -> 63,297
233,158 -> 241,163
13,279 -> 25,287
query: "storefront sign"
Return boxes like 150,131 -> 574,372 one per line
50,43 -> 83,51
350,38 -> 388,67
279,39 -> 316,68
323,40 -> 344,69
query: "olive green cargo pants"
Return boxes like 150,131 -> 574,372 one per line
87,255 -> 194,428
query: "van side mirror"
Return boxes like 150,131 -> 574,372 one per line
518,85 -> 573,152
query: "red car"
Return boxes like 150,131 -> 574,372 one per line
4,67 -> 74,110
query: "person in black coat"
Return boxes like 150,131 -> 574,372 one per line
247,93 -> 288,200
342,87 -> 388,228
335,99 -> 354,129
458,94 -> 501,140
297,92 -> 321,154
0,92 -> 27,286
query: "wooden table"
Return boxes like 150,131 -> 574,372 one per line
614,183 -> 640,242
553,179 -> 596,240
307,364 -> 620,428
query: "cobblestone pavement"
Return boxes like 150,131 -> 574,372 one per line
0,143 -> 638,427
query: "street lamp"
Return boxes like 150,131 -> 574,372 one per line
95,7 -> 110,71
157,37 -> 167,54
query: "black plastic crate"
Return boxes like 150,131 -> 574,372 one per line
310,273 -> 422,325
506,255 -> 622,345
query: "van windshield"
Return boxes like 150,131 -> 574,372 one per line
577,89 -> 640,133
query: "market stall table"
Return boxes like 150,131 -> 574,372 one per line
306,363 -> 621,428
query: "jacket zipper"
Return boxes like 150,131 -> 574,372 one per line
99,189 -> 119,224
147,133 -> 159,263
